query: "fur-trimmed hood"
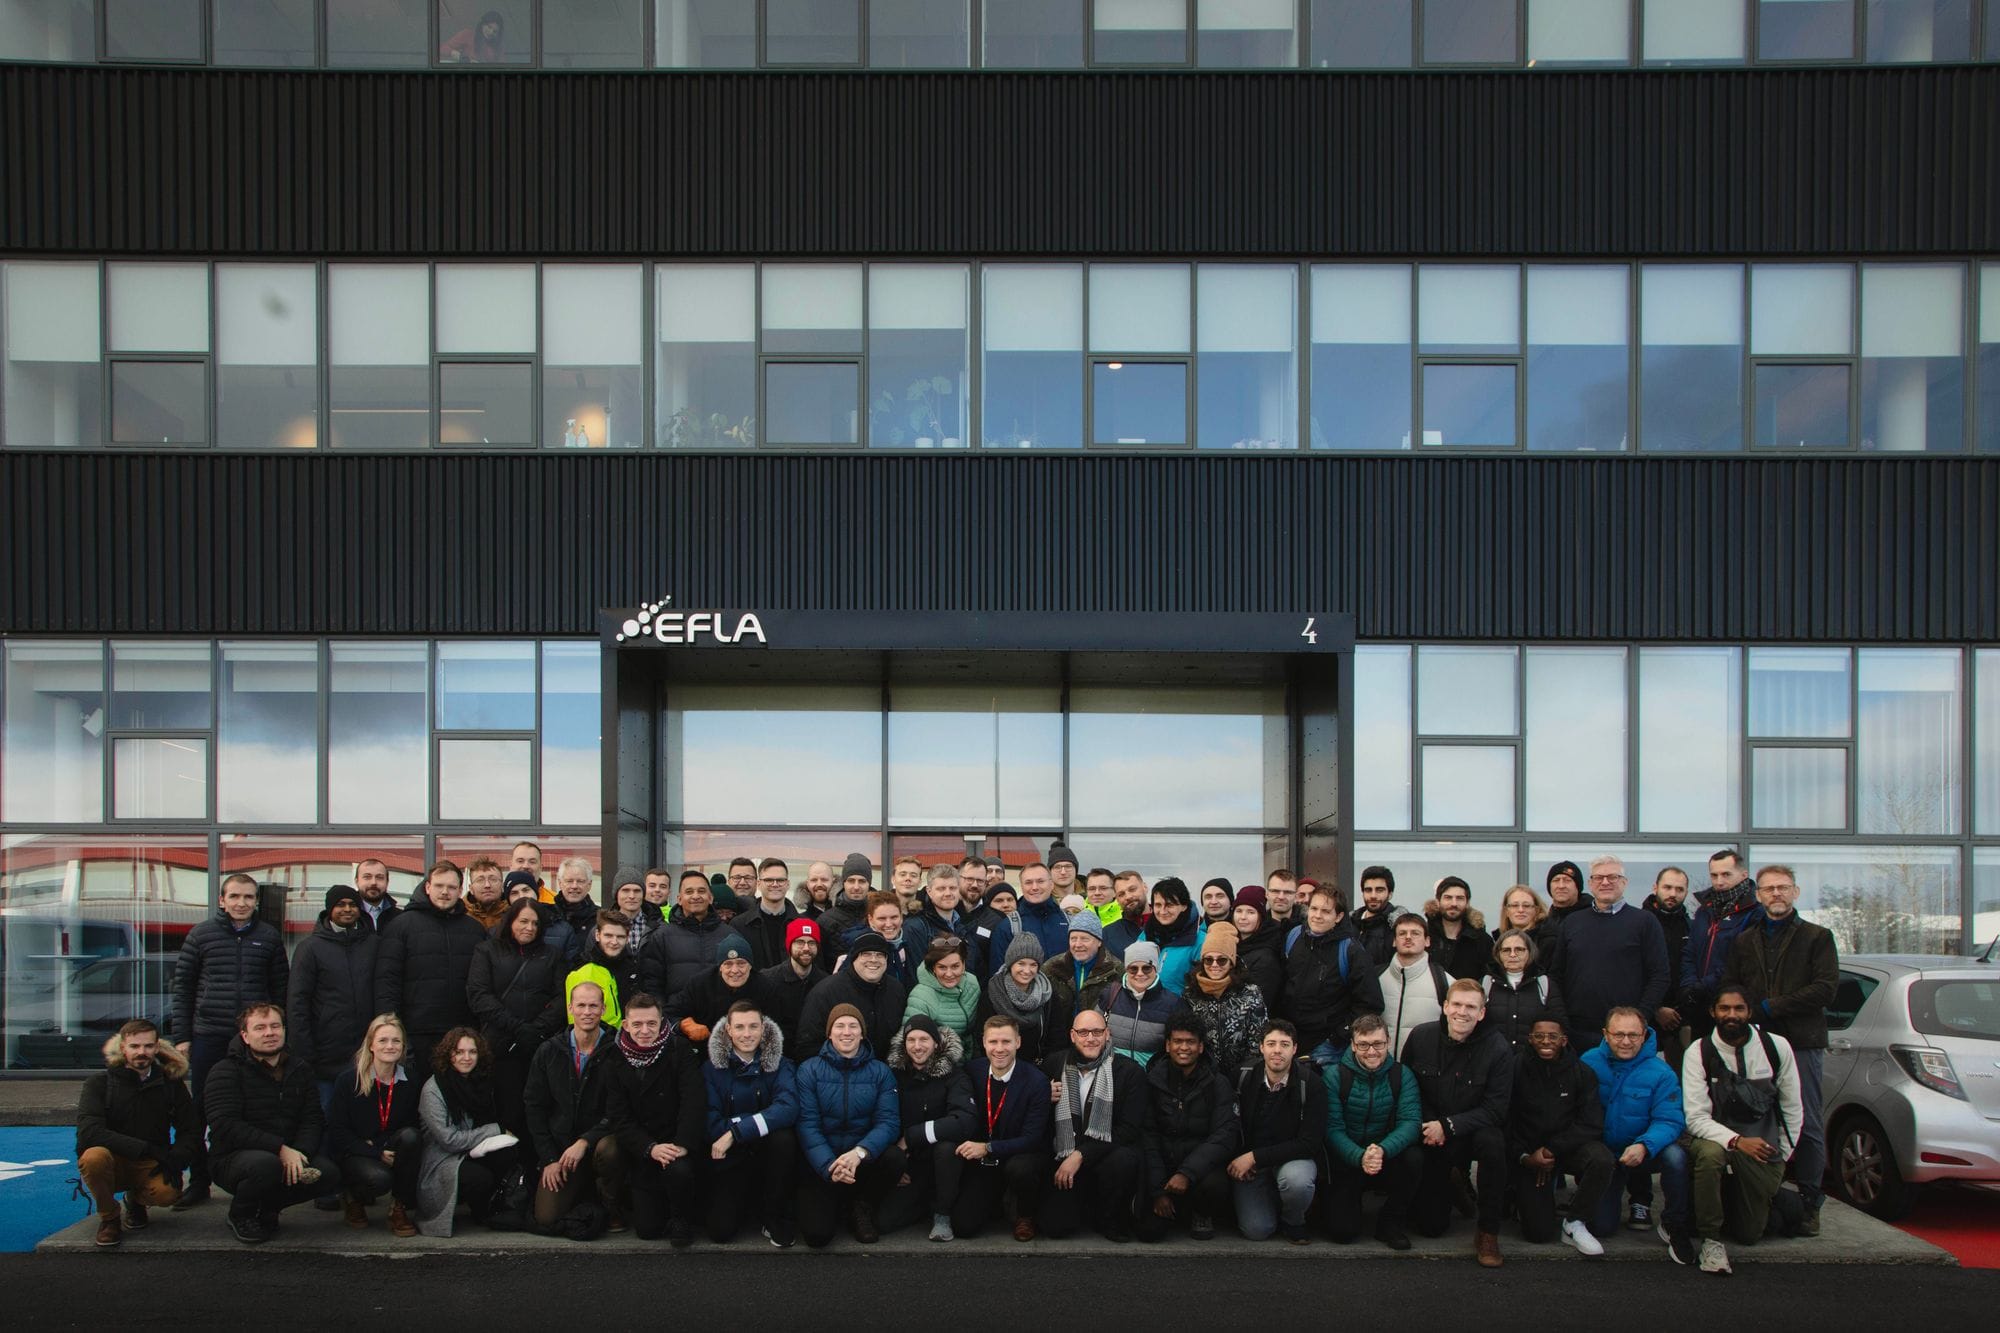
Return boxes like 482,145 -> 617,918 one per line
884,1021 -> 965,1078
1423,899 -> 1487,932
707,1014 -> 784,1072
100,1031 -> 187,1079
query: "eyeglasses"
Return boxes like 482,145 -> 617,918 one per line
1350,1040 -> 1389,1052
757,876 -> 789,886
1200,956 -> 1232,967
1072,1027 -> 1108,1037
1127,964 -> 1157,974
1588,873 -> 1627,884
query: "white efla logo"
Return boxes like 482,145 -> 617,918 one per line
616,597 -> 768,646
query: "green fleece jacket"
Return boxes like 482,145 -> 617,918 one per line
1322,1046 -> 1422,1168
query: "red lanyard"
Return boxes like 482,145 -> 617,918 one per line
375,1082 -> 395,1134
985,1076 -> 1009,1137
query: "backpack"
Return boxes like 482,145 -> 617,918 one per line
1699,1028 -> 1790,1149
1481,974 -> 1550,1004
1284,928 -> 1351,983
1337,1061 -> 1405,1104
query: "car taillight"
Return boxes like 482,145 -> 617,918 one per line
1891,1045 -> 1967,1100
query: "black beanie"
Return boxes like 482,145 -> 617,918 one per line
1048,843 -> 1078,871
324,884 -> 362,912
503,869 -> 541,896
841,852 -> 874,883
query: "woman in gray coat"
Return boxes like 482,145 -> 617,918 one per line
416,1027 -> 519,1236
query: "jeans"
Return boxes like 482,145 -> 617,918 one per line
1792,1046 -> 1827,1209
1590,1140 -> 1691,1238
1232,1159 -> 1318,1239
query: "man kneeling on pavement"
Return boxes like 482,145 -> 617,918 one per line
76,1018 -> 201,1247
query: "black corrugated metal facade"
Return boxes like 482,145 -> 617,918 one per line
1,65 -> 1994,259
1,452 -> 1991,643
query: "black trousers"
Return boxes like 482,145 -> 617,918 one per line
1414,1128 -> 1507,1236
340,1126 -> 424,1207
492,1050 -> 534,1141
1132,1165 -> 1232,1240
456,1145 -> 520,1225
940,1151 -> 1050,1237
797,1148 -> 906,1248
706,1129 -> 797,1243
186,1033 -> 233,1188
212,1148 -> 339,1220
878,1140 -> 960,1235
1326,1146 -> 1424,1241
1038,1144 -> 1142,1239
627,1152 -> 700,1240
1512,1140 -> 1617,1243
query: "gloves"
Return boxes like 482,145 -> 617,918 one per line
679,1019 -> 710,1043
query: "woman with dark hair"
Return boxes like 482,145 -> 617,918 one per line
1184,923 -> 1269,1077
1229,886 -> 1286,1005
1478,928 -> 1569,1053
1198,878 -> 1235,928
902,936 -> 980,1041
416,1028 -> 520,1236
439,9 -> 507,63
1143,877 -> 1203,997
974,934 -> 1056,1062
466,896 -> 563,1139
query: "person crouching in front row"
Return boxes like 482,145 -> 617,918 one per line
75,1018 -> 200,1247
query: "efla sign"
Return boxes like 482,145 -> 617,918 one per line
612,598 -> 767,646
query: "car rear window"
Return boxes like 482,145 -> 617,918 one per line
1909,979 -> 2000,1042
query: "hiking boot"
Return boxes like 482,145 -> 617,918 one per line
1561,1218 -> 1605,1256
344,1195 -> 369,1229
1190,1212 -> 1216,1241
388,1201 -> 418,1238
95,1214 -> 122,1248
1626,1201 -> 1652,1231
1800,1204 -> 1822,1237
227,1212 -> 272,1245
668,1223 -> 695,1250
171,1182 -> 210,1211
1698,1238 -> 1732,1275
850,1200 -> 879,1244
1012,1217 -> 1037,1242
122,1200 -> 151,1231
1475,1230 -> 1503,1267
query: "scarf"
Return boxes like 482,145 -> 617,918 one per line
992,967 -> 1053,1022
1055,1051 -> 1117,1155
1193,963 -> 1233,999
1143,912 -> 1196,950
617,1026 -> 669,1072
435,1066 -> 496,1126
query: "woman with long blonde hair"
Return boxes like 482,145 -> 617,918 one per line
325,1014 -> 422,1235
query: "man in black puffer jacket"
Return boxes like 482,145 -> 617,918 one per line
638,871 -> 733,1000
1507,1019 -> 1613,1253
604,993 -> 705,1247
203,1003 -> 335,1245
1406,980 -> 1515,1268
287,886 -> 378,1093
374,862 -> 486,1087
790,933 -> 907,1065
1137,1019 -> 1240,1241
171,872 -> 288,1206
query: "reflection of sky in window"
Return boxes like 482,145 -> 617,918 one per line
541,644 -> 601,825
219,645 -> 317,823
1069,712 -> 1270,828
436,642 -> 536,730
329,643 -> 427,823
887,709 -> 1062,826
674,707 -> 882,825
1638,648 -> 1741,833
1857,649 -> 1961,836
1524,648 -> 1625,831
1356,840 -> 1518,919
440,738 -> 533,821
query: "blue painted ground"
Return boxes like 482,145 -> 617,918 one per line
0,1127 -> 90,1252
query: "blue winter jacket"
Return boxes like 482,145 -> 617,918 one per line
985,896 -> 1072,977
795,1040 -> 901,1178
1680,886 -> 1757,1010
1580,1028 -> 1685,1159
702,1018 -> 799,1145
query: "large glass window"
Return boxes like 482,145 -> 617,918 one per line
1638,647 -> 1742,833
438,738 -> 533,820
886,684 -> 1063,826
1865,0 -> 1974,59
105,0 -> 203,61
1641,264 -> 1744,452
212,0 -> 317,65
1197,0 -> 1295,66
983,265 -> 1083,448
1752,748 -> 1849,829
1311,0 -> 1412,65
327,0 -> 429,65
1527,266 -> 1629,452
436,0 -> 530,64
113,738 -> 208,820
1525,647 -> 1627,831
868,266 -> 970,448
328,642 -> 428,824
107,263 -> 210,446
1857,649 -> 1962,836
1981,263 -> 2000,454
0,0 -> 94,61
216,264 -> 319,449
1354,645 -> 1413,830
1423,0 -> 1519,62
540,642 -> 601,826
329,265 -> 430,450
983,0 -> 1086,65
111,643 -> 212,730
1310,265 -> 1412,450
1527,0 -> 1632,64
767,0 -> 862,63
543,0 -> 646,66
1979,650 -> 1999,836
1750,647 -> 1852,737
543,265 -> 643,450
1417,645 -> 1518,736
1420,267 -> 1520,356
1758,0 -> 1857,59
667,684 -> 883,826
1068,685 -> 1286,829
1356,840 -> 1518,919
436,641 -> 537,730
763,266 -> 863,446
656,0 -> 756,65
657,265 -> 756,447
109,641 -> 212,822
438,363 -> 532,447
871,0 -> 970,65
1860,264 -> 1964,453
1090,265 -> 1191,446
435,266 -> 536,446
1421,745 -> 1516,827
1752,263 -> 1854,449
2,641 -> 105,823
1,834 -> 209,1068
2,262 -> 102,449
1198,265 -> 1296,449
1644,0 -> 1748,61
1095,0 -> 1189,64
1750,843 -> 1960,955
217,641 -> 318,823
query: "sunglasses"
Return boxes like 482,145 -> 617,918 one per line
1127,964 -> 1157,973
1201,956 -> 1233,967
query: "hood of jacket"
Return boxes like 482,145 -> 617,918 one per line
100,1032 -> 187,1079
1423,900 -> 1487,932
885,1022 -> 965,1078
1642,894 -> 1690,925
707,1016 -> 784,1072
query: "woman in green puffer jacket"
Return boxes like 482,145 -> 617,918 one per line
901,936 -> 981,1041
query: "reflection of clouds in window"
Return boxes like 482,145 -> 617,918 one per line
439,739 -> 532,821
887,687 -> 1061,826
1638,648 -> 1741,833
1857,649 -> 1962,837
1069,721 -> 1271,827
329,643 -> 427,823
671,688 -> 882,825
219,644 -> 318,824
1524,647 -> 1625,832
1749,843 -> 1960,955
541,643 -> 601,825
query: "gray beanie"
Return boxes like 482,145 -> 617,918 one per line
1122,940 -> 1162,972
1003,933 -> 1045,968
1065,911 -> 1104,943
840,851 -> 873,883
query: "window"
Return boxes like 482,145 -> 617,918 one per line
1977,848 -> 2000,954
763,265 -> 863,446
1751,647 -> 1851,737
112,739 -> 208,820
1748,843 -> 1959,955
871,0 -> 970,66
983,0 -> 1086,66
1527,266 -> 1629,452
0,0 -> 94,61
1310,266 -> 1412,450
1638,647 -> 1742,833
216,264 -> 318,449
1641,264 -> 1744,452
329,265 -> 430,450
438,363 -> 532,447
105,0 -> 203,61
220,836 -> 425,956
1197,0 -> 1295,67
1866,0 -> 1974,59
109,642 -> 212,821
1525,647 -> 1627,831
887,683 -> 1063,826
107,263 -> 210,446
1861,264 -> 1964,453
436,641 -> 536,730
328,0 -> 428,65
540,642 -> 602,826
1979,650 -> 1999,836
983,265 -> 1084,448
868,266 -> 970,448
2,641 -> 105,823
436,0 -> 530,64
767,0 -> 862,64
111,642 -> 212,730
656,0 -> 756,65
1095,0 -> 1189,63
1418,645 -> 1518,736
1419,266 -> 1519,448
1981,263 -> 2000,454
1357,841 -> 1519,919
1826,970 -> 1880,1031
667,683 -> 883,825
543,265 -> 643,450
544,0 -> 646,66
657,265 -> 757,447
2,262 -> 102,449
1355,645 -> 1413,830
1424,0 -> 1519,62
1749,646 -> 1853,831
217,642 -> 319,823
437,264 -> 535,448
1068,685 -> 1287,828
438,739 -> 534,820
328,642 -> 429,824
1422,745 -> 1516,827
1752,746 -> 1848,829
1857,649 -> 1961,836
1090,265 -> 1191,446
1643,0 -> 1749,61
1528,0 -> 1632,64
1311,0 -> 1412,65
1752,264 -> 1854,449
1197,265 -> 1296,449
212,0 -> 316,65
1758,0 -> 1857,60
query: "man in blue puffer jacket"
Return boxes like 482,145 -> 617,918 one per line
702,1000 -> 799,1246
795,1003 -> 902,1248
1581,1006 -> 1693,1263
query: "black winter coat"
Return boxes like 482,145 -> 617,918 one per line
1238,921 -> 1287,1011
735,902 -> 802,971
1279,926 -> 1383,1052
1040,1051 -> 1150,1165
325,1065 -> 422,1160
203,1038 -> 325,1158
1722,912 -> 1840,1052
467,933 -> 565,1059
758,961 -> 822,1049
550,895 -> 601,967
1427,918 -> 1495,984
887,1028 -> 977,1149
373,892 -> 487,1039
1404,1021 -> 1515,1138
1476,966 -> 1571,1053
522,1028 -> 618,1164
1143,1055 -> 1240,1191
605,1041 -> 708,1162
1351,906 -> 1406,970
1506,1048 -> 1605,1161
790,964 -> 907,1065
286,916 -> 378,1077
638,908 -> 737,1001
1643,896 -> 1693,1009
666,967 -> 780,1032
1234,1063 -> 1329,1169
76,1052 -> 200,1170
172,911 -> 288,1040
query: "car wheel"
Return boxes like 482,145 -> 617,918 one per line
1831,1111 -> 1910,1220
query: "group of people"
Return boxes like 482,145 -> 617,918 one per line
77,841 -> 1837,1274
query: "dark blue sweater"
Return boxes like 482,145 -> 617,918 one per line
1554,904 -> 1669,1041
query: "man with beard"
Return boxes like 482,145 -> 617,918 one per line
1137,1019 -> 1239,1241
1426,877 -> 1492,982
668,934 -> 776,1042
1351,867 -> 1407,970
817,853 -> 877,944
1683,986 -> 1804,1275
639,870 -> 733,1000
738,857 -> 803,970
1682,849 -> 1759,1040
354,857 -> 402,933
1643,866 -> 1694,1057
792,931 -> 907,1064
796,861 -> 836,919
956,857 -> 988,912
760,919 -> 825,1042
1264,869 -> 1301,930
77,1019 -> 200,1246
375,861 -> 487,1090
462,857 -> 510,932
1104,871 -> 1150,955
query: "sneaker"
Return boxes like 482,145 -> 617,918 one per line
928,1214 -> 955,1243
1800,1204 -> 1821,1237
227,1212 -> 272,1245
1561,1218 -> 1605,1257
1665,1228 -> 1698,1267
94,1214 -> 122,1248
171,1182 -> 210,1211
762,1222 -> 795,1250
1190,1212 -> 1216,1241
1698,1238 -> 1732,1275
1626,1201 -> 1652,1231
122,1200 -> 151,1231
668,1223 -> 695,1250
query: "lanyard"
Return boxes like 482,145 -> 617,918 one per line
985,1076 -> 1009,1138
375,1082 -> 395,1134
